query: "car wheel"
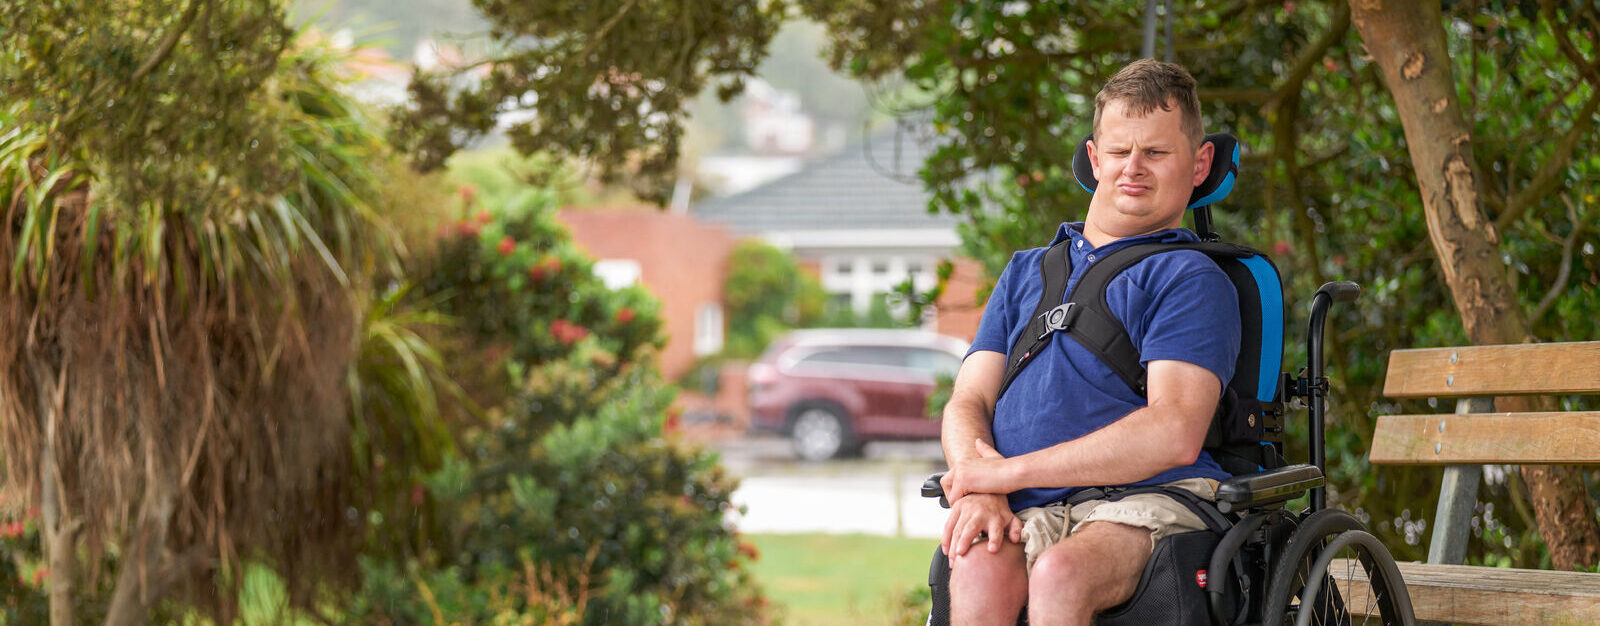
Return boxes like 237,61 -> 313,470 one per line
790,406 -> 855,461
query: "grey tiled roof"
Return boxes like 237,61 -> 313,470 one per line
692,132 -> 961,234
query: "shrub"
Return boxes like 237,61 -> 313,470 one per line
354,174 -> 766,624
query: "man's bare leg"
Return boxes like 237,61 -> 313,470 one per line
1026,521 -> 1153,626
948,538 -> 1028,626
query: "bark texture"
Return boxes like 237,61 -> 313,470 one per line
1349,0 -> 1600,570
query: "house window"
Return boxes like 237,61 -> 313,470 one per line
694,302 -> 724,356
871,259 -> 890,275
833,259 -> 854,276
593,259 -> 641,290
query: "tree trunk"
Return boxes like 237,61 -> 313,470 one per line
31,359 -> 76,626
1349,0 -> 1600,570
103,461 -> 176,626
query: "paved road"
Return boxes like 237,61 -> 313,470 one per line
709,435 -> 951,538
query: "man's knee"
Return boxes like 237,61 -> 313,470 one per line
1028,523 -> 1152,610
1027,546 -> 1100,603
949,541 -> 1028,620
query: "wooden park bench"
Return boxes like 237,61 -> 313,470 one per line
1365,340 -> 1600,624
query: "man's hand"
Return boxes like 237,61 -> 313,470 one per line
939,439 -> 1022,559
940,439 -> 1014,504
940,492 -> 1022,560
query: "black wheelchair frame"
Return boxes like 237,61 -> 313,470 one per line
920,136 -> 1416,626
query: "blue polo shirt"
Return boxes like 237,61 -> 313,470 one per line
968,223 -> 1240,511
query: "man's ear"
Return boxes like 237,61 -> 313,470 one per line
1191,140 -> 1215,188
1087,139 -> 1101,180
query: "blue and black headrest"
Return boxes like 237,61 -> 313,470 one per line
1071,133 -> 1241,209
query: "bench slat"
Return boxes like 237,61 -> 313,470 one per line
1382,341 -> 1600,398
1337,559 -> 1600,625
1370,412 -> 1600,464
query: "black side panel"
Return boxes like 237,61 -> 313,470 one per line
928,545 -> 951,626
1095,530 -> 1222,626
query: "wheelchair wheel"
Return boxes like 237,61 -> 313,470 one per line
1263,509 -> 1413,626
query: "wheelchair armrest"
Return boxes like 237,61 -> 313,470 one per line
1214,463 -> 1324,514
922,472 -> 950,508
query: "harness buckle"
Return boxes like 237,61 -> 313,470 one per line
1038,302 -> 1075,339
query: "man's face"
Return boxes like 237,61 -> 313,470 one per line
1086,99 -> 1212,237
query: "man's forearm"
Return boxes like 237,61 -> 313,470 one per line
1004,404 -> 1199,490
941,392 -> 994,466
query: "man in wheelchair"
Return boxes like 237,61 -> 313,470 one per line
937,59 -> 1239,626
930,58 -> 1417,626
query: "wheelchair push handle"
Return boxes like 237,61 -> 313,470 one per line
1306,280 -> 1359,513
1316,280 -> 1360,304
922,472 -> 950,508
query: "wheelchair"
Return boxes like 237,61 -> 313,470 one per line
920,134 -> 1415,626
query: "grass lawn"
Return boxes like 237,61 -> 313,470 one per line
748,532 -> 936,626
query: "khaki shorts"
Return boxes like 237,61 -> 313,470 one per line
1014,478 -> 1220,572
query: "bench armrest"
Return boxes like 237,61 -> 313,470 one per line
1215,463 -> 1324,514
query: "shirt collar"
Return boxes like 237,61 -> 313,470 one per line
1051,222 -> 1199,265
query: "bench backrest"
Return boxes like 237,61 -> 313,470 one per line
1373,341 -> 1600,465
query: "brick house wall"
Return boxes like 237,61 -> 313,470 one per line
934,257 -> 986,341
557,208 -> 735,382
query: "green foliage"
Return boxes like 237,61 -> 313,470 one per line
355,169 -> 765,624
390,0 -> 788,203
1,1 -> 293,226
722,240 -> 826,358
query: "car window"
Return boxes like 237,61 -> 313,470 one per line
795,346 -> 910,369
907,348 -> 962,377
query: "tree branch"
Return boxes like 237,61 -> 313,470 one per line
1496,87 -> 1600,232
1199,87 -> 1272,104
1268,2 -> 1351,108
578,0 -> 641,61
1530,194 -> 1583,321
130,0 -> 208,85
1542,0 -> 1600,87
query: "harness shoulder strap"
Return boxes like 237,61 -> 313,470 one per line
997,240 -> 1072,398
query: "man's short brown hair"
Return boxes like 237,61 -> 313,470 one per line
1093,59 -> 1205,149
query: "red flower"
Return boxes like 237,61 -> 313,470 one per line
550,319 -> 590,345
497,236 -> 517,256
410,484 -> 426,507
528,256 -> 562,282
1273,240 -> 1293,256
457,220 -> 481,238
31,567 -> 45,585
475,210 -> 494,224
615,307 -> 636,324
458,184 -> 477,206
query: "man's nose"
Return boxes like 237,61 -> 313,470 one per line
1125,152 -> 1147,175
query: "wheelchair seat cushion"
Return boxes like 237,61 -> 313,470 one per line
1072,133 -> 1241,209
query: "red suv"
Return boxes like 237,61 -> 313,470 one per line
746,329 -> 969,461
